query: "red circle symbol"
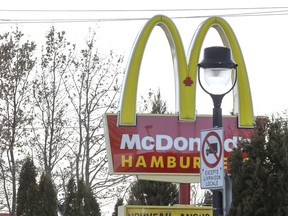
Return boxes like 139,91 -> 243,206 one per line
201,131 -> 223,168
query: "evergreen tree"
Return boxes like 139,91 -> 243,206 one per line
64,178 -> 100,216
64,177 -> 79,216
77,179 -> 101,216
112,198 -> 123,216
83,183 -> 101,216
228,115 -> 288,215
77,179 -> 86,216
16,157 -> 39,216
38,172 -> 58,216
127,180 -> 178,205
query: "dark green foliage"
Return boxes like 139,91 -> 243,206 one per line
83,184 -> 101,216
38,172 -> 58,216
127,180 -> 179,205
16,157 -> 39,216
64,177 -> 78,216
228,116 -> 288,216
77,179 -> 101,216
112,198 -> 123,216
77,179 -> 86,216
64,177 -> 101,216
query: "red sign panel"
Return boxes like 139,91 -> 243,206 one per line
104,114 -> 253,175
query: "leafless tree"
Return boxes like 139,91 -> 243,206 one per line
63,29 -> 130,200
31,27 -> 74,176
0,29 -> 36,215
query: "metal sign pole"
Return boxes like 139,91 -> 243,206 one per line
212,99 -> 223,216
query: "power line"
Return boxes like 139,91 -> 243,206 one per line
0,6 -> 288,12
0,7 -> 288,24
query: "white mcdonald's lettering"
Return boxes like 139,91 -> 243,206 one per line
120,134 -> 200,152
120,134 -> 250,152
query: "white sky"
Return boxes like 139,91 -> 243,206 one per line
2,0 -> 288,118
2,0 -> 288,117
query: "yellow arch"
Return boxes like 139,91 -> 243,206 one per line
188,17 -> 253,127
119,15 -> 253,127
119,15 -> 189,125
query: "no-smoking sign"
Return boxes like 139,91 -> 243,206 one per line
200,128 -> 224,190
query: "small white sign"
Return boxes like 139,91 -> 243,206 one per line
200,128 -> 224,190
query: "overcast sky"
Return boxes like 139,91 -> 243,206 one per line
2,0 -> 288,117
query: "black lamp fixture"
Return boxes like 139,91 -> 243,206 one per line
198,46 -> 238,128
198,46 -> 237,216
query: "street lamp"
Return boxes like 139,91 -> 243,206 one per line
198,46 -> 238,216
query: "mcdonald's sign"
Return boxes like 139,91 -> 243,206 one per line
104,15 -> 254,182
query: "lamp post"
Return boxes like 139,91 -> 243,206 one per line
198,46 -> 238,216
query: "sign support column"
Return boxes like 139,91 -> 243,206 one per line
212,96 -> 224,216
179,183 -> 191,204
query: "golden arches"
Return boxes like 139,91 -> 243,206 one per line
119,15 -> 253,127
